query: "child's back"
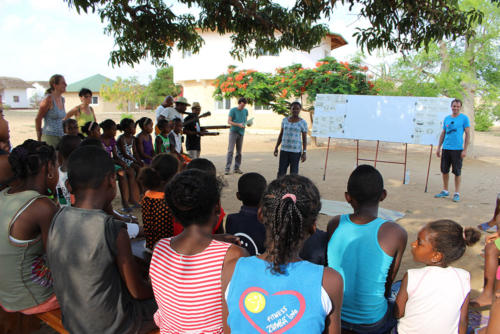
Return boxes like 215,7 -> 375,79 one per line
226,172 -> 267,255
327,165 -> 407,330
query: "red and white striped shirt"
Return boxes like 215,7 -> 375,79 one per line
150,238 -> 231,334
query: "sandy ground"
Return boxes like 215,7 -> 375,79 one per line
4,109 -> 500,328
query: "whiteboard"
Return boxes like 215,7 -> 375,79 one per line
311,94 -> 452,145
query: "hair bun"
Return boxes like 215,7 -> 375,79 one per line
463,227 -> 481,246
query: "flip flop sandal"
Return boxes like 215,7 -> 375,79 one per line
477,222 -> 497,233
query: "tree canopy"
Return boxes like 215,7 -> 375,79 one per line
64,0 -> 490,66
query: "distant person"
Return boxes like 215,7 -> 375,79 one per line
434,98 -> 470,202
47,145 -> 157,333
0,108 -> 13,190
225,97 -> 249,175
149,169 -> 246,333
222,175 -> 344,333
155,95 -> 174,123
0,140 -> 60,315
395,220 -> 480,334
170,97 -> 191,122
80,121 -> 101,139
327,165 -> 407,333
35,74 -> 67,148
135,117 -> 154,165
226,172 -> 267,255
55,135 -> 82,206
168,118 -> 183,156
62,118 -> 83,139
274,101 -> 308,177
63,88 -> 96,129
183,102 -> 207,158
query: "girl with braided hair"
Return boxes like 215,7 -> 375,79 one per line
222,174 -> 344,333
0,139 -> 60,314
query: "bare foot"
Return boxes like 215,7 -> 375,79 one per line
471,292 -> 494,308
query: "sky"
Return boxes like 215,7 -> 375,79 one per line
0,0 -> 390,85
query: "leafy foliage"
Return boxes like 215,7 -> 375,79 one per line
142,67 -> 181,107
213,57 -> 377,115
64,0 -> 488,66
100,77 -> 145,112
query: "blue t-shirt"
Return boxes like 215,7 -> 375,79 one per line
229,107 -> 248,135
226,257 -> 326,333
442,113 -> 470,150
281,118 -> 308,153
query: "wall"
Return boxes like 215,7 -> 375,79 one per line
1,88 -> 29,108
171,31 -> 332,82
64,92 -> 121,115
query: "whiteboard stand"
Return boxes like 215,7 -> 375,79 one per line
355,140 -> 409,184
322,137 -> 332,181
425,145 -> 433,193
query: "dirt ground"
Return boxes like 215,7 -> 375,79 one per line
5,109 -> 500,311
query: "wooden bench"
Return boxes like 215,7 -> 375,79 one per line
36,309 -> 160,334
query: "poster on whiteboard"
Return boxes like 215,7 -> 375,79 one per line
311,94 -> 452,146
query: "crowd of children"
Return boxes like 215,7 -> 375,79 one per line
0,104 -> 499,334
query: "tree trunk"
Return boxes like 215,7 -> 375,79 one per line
461,37 -> 477,157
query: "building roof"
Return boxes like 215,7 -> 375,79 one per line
326,33 -> 347,50
0,77 -> 34,89
27,81 -> 50,88
66,74 -> 114,93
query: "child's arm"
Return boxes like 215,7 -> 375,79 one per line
458,293 -> 470,334
154,136 -> 162,154
135,135 -> 146,159
131,136 -> 143,166
221,245 -> 249,334
115,228 -> 153,299
380,222 -> 408,297
326,216 -> 341,239
273,127 -> 284,157
301,130 -> 307,162
111,145 -> 127,168
322,267 -> 343,334
394,272 -> 409,318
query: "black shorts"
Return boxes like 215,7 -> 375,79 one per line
441,149 -> 463,176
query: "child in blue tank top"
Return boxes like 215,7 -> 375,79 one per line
222,175 -> 344,333
327,165 -> 407,334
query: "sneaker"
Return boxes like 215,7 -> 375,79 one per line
224,170 -> 231,175
434,191 -> 449,198
234,169 -> 243,174
453,193 -> 460,202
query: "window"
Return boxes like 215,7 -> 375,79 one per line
13,96 -> 19,103
91,96 -> 98,105
254,104 -> 270,111
215,98 -> 231,110
256,48 -> 279,57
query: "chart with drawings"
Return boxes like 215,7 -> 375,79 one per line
312,94 -> 452,145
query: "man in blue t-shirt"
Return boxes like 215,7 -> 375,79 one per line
225,97 -> 249,175
435,98 -> 470,202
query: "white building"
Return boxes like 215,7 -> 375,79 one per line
27,81 -> 50,102
168,31 -> 347,130
0,77 -> 33,109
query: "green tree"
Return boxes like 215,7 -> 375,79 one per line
64,0 -> 486,66
375,0 -> 499,153
143,67 -> 181,107
100,76 -> 146,112
213,57 -> 377,115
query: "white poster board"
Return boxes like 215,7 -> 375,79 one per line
311,94 -> 452,145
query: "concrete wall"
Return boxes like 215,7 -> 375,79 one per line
171,31 -> 332,82
1,88 -> 30,108
64,92 -> 121,115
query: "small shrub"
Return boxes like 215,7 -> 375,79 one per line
474,106 -> 493,132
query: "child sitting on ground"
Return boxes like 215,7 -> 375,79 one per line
81,121 -> 101,139
149,169 -> 246,333
395,220 -> 480,334
472,197 -> 500,307
135,117 -> 154,165
62,118 -> 84,139
154,119 -> 171,154
221,174 -> 344,333
327,164 -> 407,333
55,135 -> 81,206
226,172 -> 267,255
186,158 -> 225,234
47,145 -> 156,333
138,153 -> 180,250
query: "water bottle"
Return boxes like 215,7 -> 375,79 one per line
404,170 -> 410,184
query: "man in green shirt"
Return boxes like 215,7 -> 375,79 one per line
225,97 -> 248,175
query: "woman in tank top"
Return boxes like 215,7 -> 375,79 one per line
0,140 -> 60,314
35,74 -> 67,148
64,87 -> 96,130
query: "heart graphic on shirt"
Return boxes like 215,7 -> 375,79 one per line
238,286 -> 305,334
